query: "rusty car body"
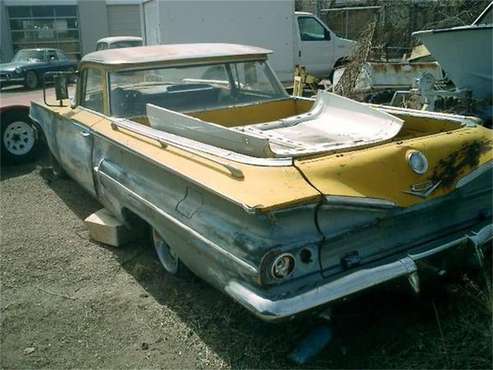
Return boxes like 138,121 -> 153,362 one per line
30,44 -> 492,321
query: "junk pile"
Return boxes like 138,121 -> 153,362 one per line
407,1 -> 492,124
318,2 -> 492,126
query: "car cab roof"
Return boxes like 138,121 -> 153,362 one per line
81,43 -> 272,68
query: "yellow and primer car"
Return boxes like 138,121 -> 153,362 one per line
31,44 -> 492,321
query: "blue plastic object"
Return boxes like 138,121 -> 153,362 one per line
288,324 -> 333,365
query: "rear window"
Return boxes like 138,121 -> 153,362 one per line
110,40 -> 142,49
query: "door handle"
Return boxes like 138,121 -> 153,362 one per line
298,50 -> 301,58
80,130 -> 91,137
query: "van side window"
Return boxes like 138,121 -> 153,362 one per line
80,68 -> 104,113
298,17 -> 330,41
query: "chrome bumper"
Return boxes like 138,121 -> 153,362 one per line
225,223 -> 493,321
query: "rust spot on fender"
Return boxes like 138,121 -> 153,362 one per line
431,139 -> 492,188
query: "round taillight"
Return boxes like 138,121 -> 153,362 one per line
407,150 -> 429,175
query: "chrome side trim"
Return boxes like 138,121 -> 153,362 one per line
324,195 -> 397,209
110,118 -> 245,179
403,180 -> 441,198
0,77 -> 24,82
109,117 -> 292,167
91,131 -> 264,213
97,169 -> 259,275
226,222 -> 492,321
455,161 -> 493,189
372,104 -> 480,127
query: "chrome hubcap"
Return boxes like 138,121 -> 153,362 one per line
3,121 -> 35,156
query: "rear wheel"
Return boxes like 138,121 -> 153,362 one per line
152,228 -> 186,276
25,71 -> 38,89
1,111 -> 40,164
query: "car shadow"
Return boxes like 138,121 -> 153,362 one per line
0,151 -> 49,181
32,169 -> 486,369
37,165 -> 101,221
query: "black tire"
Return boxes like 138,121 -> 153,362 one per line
24,70 -> 38,89
1,110 -> 40,165
49,152 -> 67,179
152,228 -> 189,277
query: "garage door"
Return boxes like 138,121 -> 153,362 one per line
107,5 -> 141,37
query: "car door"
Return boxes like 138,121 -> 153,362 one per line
46,49 -> 65,72
54,67 -> 104,196
296,16 -> 335,77
55,50 -> 75,71
33,50 -> 52,79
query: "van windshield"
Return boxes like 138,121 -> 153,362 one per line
109,60 -> 288,118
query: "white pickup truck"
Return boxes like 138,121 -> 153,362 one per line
142,0 -> 356,82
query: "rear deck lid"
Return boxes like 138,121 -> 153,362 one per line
294,126 -> 492,208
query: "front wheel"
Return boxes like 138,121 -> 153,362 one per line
152,228 -> 186,276
1,111 -> 40,164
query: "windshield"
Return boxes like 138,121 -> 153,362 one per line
109,60 -> 288,118
12,50 -> 45,63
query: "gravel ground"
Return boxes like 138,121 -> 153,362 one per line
1,154 -> 492,369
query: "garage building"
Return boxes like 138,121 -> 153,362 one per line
0,0 -> 143,62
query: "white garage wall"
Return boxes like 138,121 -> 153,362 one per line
107,4 -> 142,37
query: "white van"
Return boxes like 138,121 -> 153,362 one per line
142,1 -> 356,82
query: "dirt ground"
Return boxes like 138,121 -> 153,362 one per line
1,153 -> 492,369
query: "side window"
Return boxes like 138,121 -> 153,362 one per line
232,62 -> 281,96
96,42 -> 107,51
47,50 -> 58,61
298,17 -> 330,41
80,68 -> 104,113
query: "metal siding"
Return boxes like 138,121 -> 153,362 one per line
153,0 -> 295,82
79,0 -> 109,55
107,4 -> 141,37
0,0 -> 14,62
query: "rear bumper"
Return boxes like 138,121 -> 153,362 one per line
225,223 -> 492,322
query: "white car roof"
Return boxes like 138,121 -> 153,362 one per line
82,43 -> 272,66
97,36 -> 143,44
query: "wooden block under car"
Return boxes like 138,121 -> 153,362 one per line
84,208 -> 142,247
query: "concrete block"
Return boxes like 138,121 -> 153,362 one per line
85,208 -> 143,247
